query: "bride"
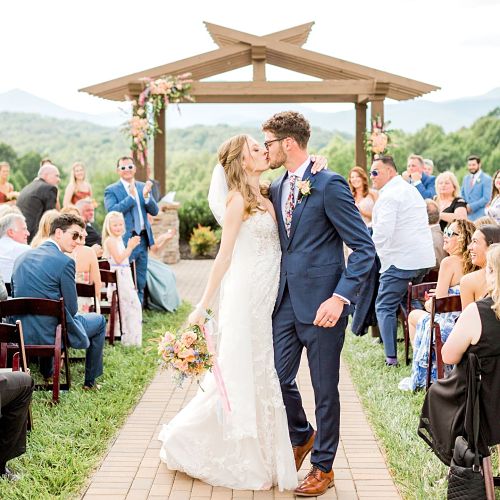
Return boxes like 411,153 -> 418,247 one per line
159,135 -> 324,491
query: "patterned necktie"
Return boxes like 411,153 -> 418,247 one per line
284,174 -> 297,237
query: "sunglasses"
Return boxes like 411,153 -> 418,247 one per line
118,164 -> 135,171
264,137 -> 285,150
443,227 -> 459,238
66,230 -> 85,242
369,169 -> 380,177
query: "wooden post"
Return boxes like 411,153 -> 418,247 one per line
154,107 -> 166,196
370,98 -> 384,127
252,45 -> 266,82
355,102 -> 367,170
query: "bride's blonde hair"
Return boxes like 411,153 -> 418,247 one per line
217,134 -> 262,218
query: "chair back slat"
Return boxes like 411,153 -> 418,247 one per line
0,297 -> 64,320
98,260 -> 110,271
433,295 -> 463,315
76,282 -> 96,297
99,269 -> 117,285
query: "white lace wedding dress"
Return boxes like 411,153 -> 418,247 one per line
158,211 -> 297,491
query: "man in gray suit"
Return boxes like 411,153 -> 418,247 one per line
11,214 -> 106,389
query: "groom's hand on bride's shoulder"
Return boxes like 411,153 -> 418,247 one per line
313,296 -> 344,328
310,155 -> 328,174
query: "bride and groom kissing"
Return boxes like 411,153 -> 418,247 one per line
159,111 -> 376,496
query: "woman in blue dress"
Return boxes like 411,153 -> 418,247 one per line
399,219 -> 477,391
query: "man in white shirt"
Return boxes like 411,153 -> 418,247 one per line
0,213 -> 30,286
371,156 -> 436,366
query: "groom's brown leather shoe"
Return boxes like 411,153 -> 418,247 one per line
294,466 -> 334,497
293,431 -> 316,471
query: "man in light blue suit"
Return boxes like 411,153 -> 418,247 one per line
264,112 -> 376,496
461,155 -> 493,221
104,157 -> 159,303
403,154 -> 436,199
11,214 -> 106,389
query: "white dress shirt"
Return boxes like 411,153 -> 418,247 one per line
0,236 -> 30,283
121,179 -> 149,231
280,157 -> 310,221
372,175 -> 436,273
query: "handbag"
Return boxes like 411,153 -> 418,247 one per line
447,354 -> 486,499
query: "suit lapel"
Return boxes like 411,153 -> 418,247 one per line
287,161 -> 314,248
273,173 -> 287,236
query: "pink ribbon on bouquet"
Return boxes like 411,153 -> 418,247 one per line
202,320 -> 231,413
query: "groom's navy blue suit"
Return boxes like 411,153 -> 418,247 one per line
270,163 -> 375,472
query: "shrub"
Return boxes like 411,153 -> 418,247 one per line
189,225 -> 218,257
178,198 -> 218,242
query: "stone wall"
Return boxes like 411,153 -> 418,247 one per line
150,202 -> 180,264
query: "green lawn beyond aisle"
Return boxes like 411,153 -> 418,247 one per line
0,303 -> 190,500
342,331 -> 448,499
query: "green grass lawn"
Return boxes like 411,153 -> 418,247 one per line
0,303 -> 190,500
342,331 -> 449,499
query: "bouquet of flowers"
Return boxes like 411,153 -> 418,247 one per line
365,114 -> 394,155
156,315 -> 214,387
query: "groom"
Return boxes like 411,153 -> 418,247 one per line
264,112 -> 375,496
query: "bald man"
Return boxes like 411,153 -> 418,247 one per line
16,164 -> 60,243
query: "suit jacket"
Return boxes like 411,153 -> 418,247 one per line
104,180 -> 159,247
461,171 -> 493,221
11,241 -> 90,349
270,163 -> 376,324
413,172 -> 436,199
16,179 -> 58,243
84,223 -> 102,247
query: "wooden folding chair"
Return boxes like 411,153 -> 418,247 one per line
0,320 -> 33,428
99,269 -> 122,345
98,259 -> 110,271
76,282 -> 98,313
400,281 -> 438,366
0,298 -> 69,404
426,295 -> 463,389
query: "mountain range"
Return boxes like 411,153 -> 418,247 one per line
1,87 -> 499,134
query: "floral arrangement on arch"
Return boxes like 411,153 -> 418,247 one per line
365,115 -> 393,155
126,73 -> 194,167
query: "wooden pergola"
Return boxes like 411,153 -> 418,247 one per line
80,22 -> 439,193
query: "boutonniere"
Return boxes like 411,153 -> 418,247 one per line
297,178 -> 313,204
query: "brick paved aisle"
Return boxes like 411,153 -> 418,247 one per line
82,260 -> 401,500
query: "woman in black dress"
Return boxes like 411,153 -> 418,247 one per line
418,244 -> 500,495
435,171 -> 468,232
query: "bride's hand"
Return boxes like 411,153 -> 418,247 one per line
311,155 -> 328,174
188,306 -> 206,326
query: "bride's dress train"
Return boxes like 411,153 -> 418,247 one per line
159,211 -> 297,491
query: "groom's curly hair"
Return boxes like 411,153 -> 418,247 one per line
262,111 -> 311,149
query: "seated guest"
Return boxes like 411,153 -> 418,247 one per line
423,158 -> 434,176
30,209 -> 59,248
11,214 -> 106,390
426,200 -> 446,269
485,169 -> 500,224
348,166 -> 378,227
399,220 -> 477,390
418,244 -> 500,478
0,213 -> 30,285
460,224 -> 500,308
0,371 -> 34,480
474,215 -> 498,228
146,229 -> 181,312
76,198 -> 102,257
434,171 -> 467,232
0,275 -> 7,300
402,154 -> 436,199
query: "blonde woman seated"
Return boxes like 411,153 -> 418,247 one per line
461,225 -> 500,309
30,209 -> 60,248
434,171 -> 467,232
399,219 -> 477,391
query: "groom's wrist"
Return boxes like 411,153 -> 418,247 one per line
332,293 -> 350,306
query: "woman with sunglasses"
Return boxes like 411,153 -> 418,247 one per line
460,224 -> 500,309
399,219 -> 477,391
434,171 -> 468,232
485,169 -> 500,224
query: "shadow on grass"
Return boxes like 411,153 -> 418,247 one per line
0,302 -> 190,500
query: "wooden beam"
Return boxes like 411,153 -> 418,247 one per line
154,107 -> 166,196
355,103 -> 367,170
252,46 -> 266,81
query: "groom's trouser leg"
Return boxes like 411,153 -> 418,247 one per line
273,287 -> 314,446
296,317 -> 347,473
